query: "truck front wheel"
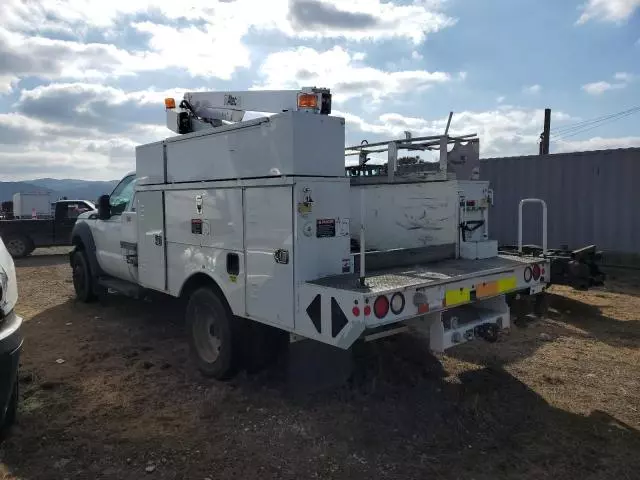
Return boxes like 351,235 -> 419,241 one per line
71,250 -> 97,302
185,287 -> 239,380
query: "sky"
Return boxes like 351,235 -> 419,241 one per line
0,0 -> 639,181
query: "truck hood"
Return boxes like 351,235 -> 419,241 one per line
0,238 -> 18,314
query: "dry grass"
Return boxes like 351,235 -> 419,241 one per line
0,251 -> 638,479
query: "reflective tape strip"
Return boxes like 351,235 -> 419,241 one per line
476,281 -> 498,297
497,276 -> 517,293
445,287 -> 470,306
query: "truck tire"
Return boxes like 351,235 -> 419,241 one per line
0,381 -> 18,440
242,319 -> 289,374
5,236 -> 33,258
185,287 -> 239,380
71,250 -> 97,302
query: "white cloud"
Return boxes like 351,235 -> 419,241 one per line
582,72 -> 635,95
555,136 -> 640,152
582,81 -> 623,95
0,83 -> 181,180
0,22 -> 249,88
577,0 -> 640,24
497,96 -> 506,103
254,46 -> 451,103
613,72 -> 635,82
286,0 -> 456,43
411,51 -> 424,61
130,22 -> 251,80
1,0 -> 455,45
0,0 -> 457,90
523,84 -> 542,94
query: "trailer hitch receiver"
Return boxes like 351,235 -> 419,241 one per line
474,323 -> 499,343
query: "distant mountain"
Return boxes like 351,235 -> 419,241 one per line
28,178 -> 119,202
0,178 -> 119,203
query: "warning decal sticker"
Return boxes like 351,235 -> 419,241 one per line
316,219 -> 336,238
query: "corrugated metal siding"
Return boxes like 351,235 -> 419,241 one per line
480,148 -> 640,255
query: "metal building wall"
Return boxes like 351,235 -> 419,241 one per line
480,148 -> 640,257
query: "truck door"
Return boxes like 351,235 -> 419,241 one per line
244,186 -> 294,329
93,174 -> 138,282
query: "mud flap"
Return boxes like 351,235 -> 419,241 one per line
285,338 -> 353,395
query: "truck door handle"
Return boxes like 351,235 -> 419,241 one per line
274,249 -> 289,264
154,234 -> 163,246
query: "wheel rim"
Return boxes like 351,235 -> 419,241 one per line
6,239 -> 26,257
73,259 -> 86,294
192,303 -> 222,364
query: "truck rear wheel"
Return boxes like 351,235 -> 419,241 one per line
0,381 -> 18,440
242,320 -> 289,373
72,250 -> 97,302
185,287 -> 238,380
5,236 -> 33,258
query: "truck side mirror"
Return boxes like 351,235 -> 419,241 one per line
98,195 -> 111,220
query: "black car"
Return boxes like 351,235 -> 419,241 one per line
0,240 -> 23,437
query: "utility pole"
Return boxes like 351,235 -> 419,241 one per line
539,108 -> 551,155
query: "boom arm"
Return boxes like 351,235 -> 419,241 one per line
165,87 -> 332,134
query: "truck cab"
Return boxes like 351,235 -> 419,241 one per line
73,173 -> 139,284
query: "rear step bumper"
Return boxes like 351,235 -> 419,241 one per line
298,255 -> 549,350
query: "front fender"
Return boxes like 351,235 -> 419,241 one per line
70,221 -> 103,278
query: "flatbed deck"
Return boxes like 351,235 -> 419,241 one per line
309,254 -> 541,294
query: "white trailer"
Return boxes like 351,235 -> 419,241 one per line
70,87 -> 550,380
12,192 -> 51,219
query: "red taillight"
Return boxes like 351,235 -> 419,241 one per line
352,306 -> 360,317
374,296 -> 389,319
532,264 -> 541,281
364,305 -> 371,316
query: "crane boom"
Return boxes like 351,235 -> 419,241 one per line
165,87 -> 332,134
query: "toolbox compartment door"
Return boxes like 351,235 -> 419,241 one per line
244,186 -> 294,329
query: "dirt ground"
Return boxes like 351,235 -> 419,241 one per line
1,248 -> 639,480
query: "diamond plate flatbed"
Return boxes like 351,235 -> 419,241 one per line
308,254 -> 542,294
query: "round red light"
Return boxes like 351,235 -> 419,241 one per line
373,296 -> 389,319
532,264 -> 541,280
352,306 -> 360,317
364,305 -> 371,316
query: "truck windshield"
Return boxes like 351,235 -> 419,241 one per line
110,174 -> 136,216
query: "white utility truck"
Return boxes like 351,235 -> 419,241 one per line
70,87 -> 550,380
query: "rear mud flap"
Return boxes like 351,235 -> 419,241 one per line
285,338 -> 353,395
